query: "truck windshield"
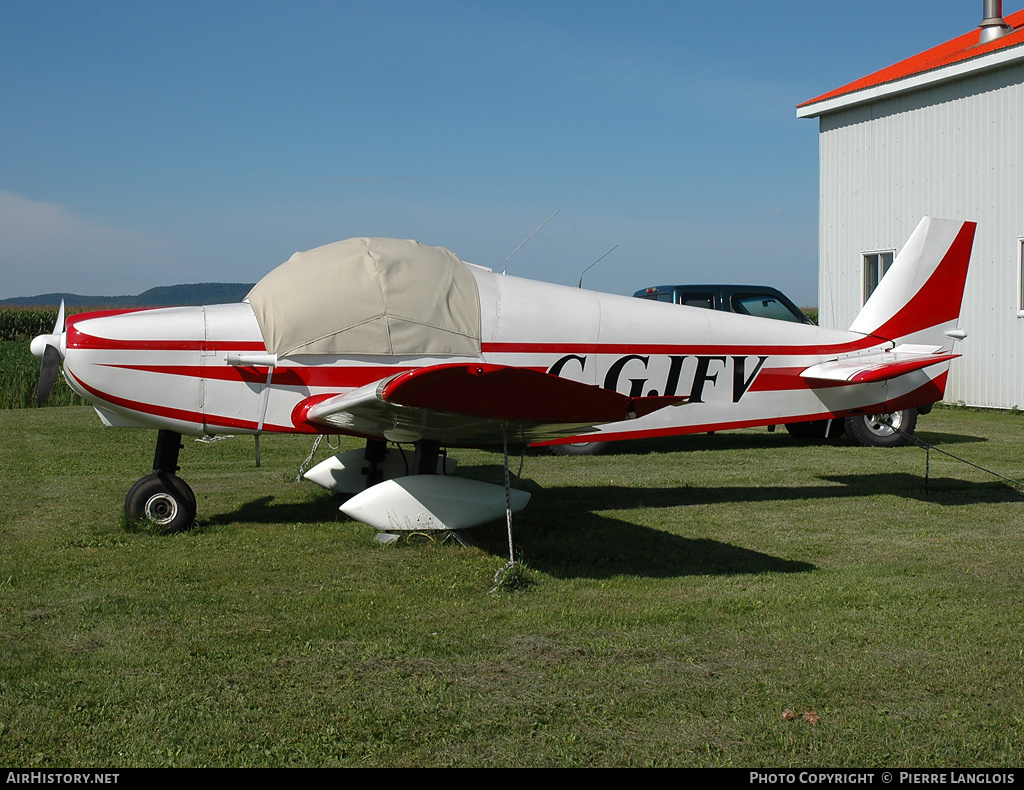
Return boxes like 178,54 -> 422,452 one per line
731,294 -> 804,322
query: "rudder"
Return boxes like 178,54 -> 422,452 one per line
848,217 -> 976,347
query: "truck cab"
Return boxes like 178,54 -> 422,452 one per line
632,284 -> 814,325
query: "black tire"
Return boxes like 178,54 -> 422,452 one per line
124,472 -> 197,533
844,408 -> 918,448
784,419 -> 845,443
548,441 -> 609,456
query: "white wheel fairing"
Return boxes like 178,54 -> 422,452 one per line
340,476 -> 530,531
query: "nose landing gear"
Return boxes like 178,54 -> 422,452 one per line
124,430 -> 197,533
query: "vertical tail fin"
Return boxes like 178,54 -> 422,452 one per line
849,217 -> 976,347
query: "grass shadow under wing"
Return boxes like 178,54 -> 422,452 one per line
472,511 -> 816,580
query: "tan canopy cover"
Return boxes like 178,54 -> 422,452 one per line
246,237 -> 482,358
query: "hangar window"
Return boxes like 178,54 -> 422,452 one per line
1018,239 -> 1024,317
863,250 -> 894,303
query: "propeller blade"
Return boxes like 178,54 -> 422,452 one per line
33,301 -> 67,406
37,344 -> 60,406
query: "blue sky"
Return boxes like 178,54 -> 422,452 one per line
1,0 -> 1009,306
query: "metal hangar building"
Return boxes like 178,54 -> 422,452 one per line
798,2 -> 1024,409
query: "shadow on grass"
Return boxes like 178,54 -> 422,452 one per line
199,493 -> 345,529
534,428 -> 987,457
532,473 -> 1022,512
912,431 -> 987,446
190,482 -> 816,579
470,511 -> 816,580
819,473 -> 1022,503
533,432 -> 789,457
188,469 -> 1018,579
468,472 -> 1019,577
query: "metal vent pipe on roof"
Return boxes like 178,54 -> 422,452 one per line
979,0 -> 1013,44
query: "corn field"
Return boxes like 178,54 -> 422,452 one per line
0,308 -> 83,408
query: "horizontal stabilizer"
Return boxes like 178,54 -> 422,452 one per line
801,349 -> 959,385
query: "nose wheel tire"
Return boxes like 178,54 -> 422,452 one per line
844,408 -> 918,448
125,472 -> 197,533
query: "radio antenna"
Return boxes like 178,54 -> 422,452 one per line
504,209 -> 559,275
577,244 -> 618,288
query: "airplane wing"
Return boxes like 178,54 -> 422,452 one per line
296,363 -> 686,446
800,347 -> 959,385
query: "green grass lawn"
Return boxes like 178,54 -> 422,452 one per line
1,406 -> 1022,767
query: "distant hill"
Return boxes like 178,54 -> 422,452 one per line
0,283 -> 255,309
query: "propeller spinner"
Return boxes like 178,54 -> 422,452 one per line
29,301 -> 66,406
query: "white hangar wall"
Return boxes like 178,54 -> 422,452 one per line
816,62 -> 1024,408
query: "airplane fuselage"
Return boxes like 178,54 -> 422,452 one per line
60,266 -> 944,447
38,219 -> 972,532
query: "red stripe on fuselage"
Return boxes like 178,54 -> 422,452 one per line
65,308 -> 160,329
66,370 -> 312,434
67,369 -> 209,430
71,322 -> 888,363
96,360 -> 851,397
67,329 -> 267,353
538,373 -> 949,446
98,363 -> 415,388
746,367 -> 849,392
481,335 -> 884,357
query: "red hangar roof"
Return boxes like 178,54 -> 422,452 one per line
797,8 -> 1024,118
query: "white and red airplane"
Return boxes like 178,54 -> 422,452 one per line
31,216 -> 975,534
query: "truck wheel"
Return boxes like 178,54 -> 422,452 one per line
549,441 -> 609,456
844,409 -> 918,448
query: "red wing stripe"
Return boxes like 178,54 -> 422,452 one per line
380,363 -> 637,423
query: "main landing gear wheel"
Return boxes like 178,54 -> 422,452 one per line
844,408 -> 918,448
125,473 -> 197,533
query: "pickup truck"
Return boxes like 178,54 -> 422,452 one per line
549,284 -> 917,454
632,283 -> 814,325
